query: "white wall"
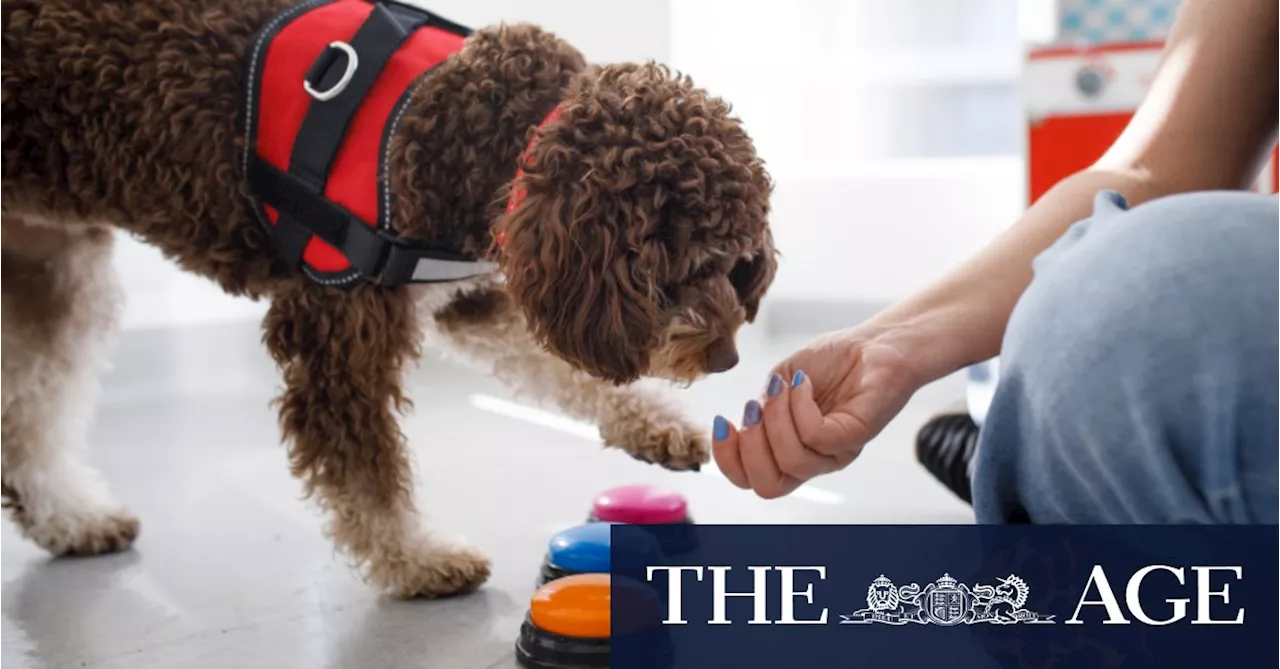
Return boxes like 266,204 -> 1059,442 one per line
765,159 -> 1023,304
421,0 -> 669,64
669,0 -> 1027,313
114,0 -> 672,331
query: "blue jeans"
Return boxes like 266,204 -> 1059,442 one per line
971,190 -> 1278,524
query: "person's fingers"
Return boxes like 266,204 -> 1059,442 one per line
760,372 -> 837,480
786,369 -> 874,458
738,400 -> 801,499
710,415 -> 749,489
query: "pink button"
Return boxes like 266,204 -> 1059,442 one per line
591,485 -> 688,524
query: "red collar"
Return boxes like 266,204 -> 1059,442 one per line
496,104 -> 563,249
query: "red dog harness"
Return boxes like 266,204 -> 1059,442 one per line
244,0 -> 491,286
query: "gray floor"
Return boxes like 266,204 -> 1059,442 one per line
1,320 -> 970,669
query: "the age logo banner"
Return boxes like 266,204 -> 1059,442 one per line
609,525 -> 1276,669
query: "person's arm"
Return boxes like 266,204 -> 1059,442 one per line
874,0 -> 1279,386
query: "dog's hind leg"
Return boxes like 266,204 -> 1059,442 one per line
263,282 -> 490,598
0,216 -> 139,555
431,287 -> 710,470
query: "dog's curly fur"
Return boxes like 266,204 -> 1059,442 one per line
496,62 -> 775,383
1,0 -> 775,597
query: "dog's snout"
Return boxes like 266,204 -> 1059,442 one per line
706,341 -> 740,373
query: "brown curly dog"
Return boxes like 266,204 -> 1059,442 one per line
1,0 -> 775,597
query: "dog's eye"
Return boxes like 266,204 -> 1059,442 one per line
728,255 -> 761,298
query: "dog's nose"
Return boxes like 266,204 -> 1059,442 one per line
706,343 -> 740,373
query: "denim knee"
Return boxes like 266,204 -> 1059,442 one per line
973,191 -> 1278,524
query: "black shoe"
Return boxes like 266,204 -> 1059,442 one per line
914,413 -> 980,505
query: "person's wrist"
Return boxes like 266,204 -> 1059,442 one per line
857,319 -> 929,389
860,305 -> 974,387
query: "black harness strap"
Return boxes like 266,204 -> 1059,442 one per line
250,156 -> 372,272
258,0 -> 488,285
385,1 -> 473,38
290,2 -> 425,189
250,156 -> 492,282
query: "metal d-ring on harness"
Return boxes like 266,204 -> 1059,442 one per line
246,0 -> 491,286
303,41 -> 359,101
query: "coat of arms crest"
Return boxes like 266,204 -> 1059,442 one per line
840,573 -> 1055,626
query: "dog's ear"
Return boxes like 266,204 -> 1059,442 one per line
495,175 -> 665,384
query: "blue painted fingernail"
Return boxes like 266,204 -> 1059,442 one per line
743,400 -> 762,427
767,374 -> 784,398
713,415 -> 729,441
792,370 -> 806,388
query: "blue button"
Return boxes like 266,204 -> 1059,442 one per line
548,522 -> 613,574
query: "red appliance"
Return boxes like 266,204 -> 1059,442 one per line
1024,41 -> 1277,203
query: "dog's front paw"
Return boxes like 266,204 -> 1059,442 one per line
369,543 -> 493,599
602,413 -> 711,472
15,508 -> 140,557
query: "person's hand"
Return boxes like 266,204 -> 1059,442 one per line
711,326 -> 923,498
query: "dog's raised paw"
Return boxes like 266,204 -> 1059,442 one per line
22,510 -> 141,557
605,416 -> 711,472
377,544 -> 493,599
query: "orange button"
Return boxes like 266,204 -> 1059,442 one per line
529,573 -> 611,639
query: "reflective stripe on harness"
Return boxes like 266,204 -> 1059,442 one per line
244,0 -> 491,286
